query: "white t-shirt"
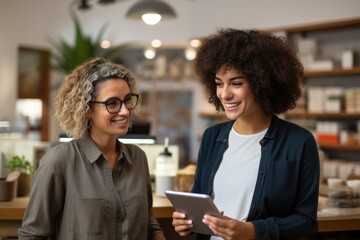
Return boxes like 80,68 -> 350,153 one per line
210,127 -> 267,240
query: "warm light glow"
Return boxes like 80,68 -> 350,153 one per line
142,13 -> 162,25
151,39 -> 162,48
100,40 -> 112,49
185,48 -> 197,61
144,48 -> 156,59
190,39 -> 202,48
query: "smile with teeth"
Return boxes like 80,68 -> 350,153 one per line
225,103 -> 240,108
113,119 -> 127,123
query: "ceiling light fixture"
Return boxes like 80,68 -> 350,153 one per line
78,0 -> 91,10
144,47 -> 156,59
98,0 -> 115,4
76,0 -> 117,10
185,48 -> 197,61
151,39 -> 162,48
126,0 -> 177,25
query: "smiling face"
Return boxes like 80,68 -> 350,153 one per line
88,78 -> 132,140
215,66 -> 263,121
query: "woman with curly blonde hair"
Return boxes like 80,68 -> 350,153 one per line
55,57 -> 141,138
19,57 -> 166,240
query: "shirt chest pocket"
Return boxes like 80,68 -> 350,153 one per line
71,198 -> 104,235
124,196 -> 148,238
265,160 -> 298,213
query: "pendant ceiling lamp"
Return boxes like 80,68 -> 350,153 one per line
78,0 -> 91,10
77,0 -> 115,10
126,0 -> 177,25
98,0 -> 115,3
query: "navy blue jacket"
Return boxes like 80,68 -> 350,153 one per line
193,115 -> 320,240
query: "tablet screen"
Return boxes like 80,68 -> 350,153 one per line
165,190 -> 221,235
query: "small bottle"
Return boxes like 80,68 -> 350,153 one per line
155,137 -> 176,197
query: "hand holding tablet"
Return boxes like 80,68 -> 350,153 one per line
165,190 -> 221,235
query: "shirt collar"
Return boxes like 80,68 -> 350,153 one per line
118,141 -> 133,165
77,134 -> 133,165
216,114 -> 279,143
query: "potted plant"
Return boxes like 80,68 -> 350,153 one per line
49,10 -> 132,77
6,155 -> 35,197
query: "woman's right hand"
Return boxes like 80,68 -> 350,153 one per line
172,211 -> 193,237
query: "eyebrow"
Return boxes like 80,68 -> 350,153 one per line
215,75 -> 244,81
103,93 -> 132,101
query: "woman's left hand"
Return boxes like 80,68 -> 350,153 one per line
202,214 -> 256,240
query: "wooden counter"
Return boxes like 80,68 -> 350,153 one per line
0,195 -> 176,238
1,196 -> 360,236
0,195 -> 174,220
317,213 -> 360,232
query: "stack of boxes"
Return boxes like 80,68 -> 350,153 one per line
323,159 -> 360,181
297,38 -> 334,71
306,86 -> 360,145
345,88 -> 360,113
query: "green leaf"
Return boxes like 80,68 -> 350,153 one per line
6,155 -> 35,175
48,10 -> 132,75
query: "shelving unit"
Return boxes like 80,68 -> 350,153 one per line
119,45 -> 203,163
304,67 -> 360,77
319,144 -> 360,152
269,18 -> 360,177
284,112 -> 360,119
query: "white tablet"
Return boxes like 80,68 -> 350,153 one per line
165,190 -> 221,235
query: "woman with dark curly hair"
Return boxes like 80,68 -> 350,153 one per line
172,29 -> 320,240
18,57 -> 166,240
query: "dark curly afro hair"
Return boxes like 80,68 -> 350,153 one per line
194,28 -> 304,115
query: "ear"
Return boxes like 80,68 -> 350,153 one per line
86,108 -> 92,120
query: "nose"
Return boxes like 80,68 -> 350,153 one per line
117,103 -> 130,115
220,85 -> 233,100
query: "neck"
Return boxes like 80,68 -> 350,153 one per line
233,113 -> 272,135
89,132 -> 119,169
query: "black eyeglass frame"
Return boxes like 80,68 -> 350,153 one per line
89,93 -> 139,114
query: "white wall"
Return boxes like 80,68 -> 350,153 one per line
1,0 -> 360,142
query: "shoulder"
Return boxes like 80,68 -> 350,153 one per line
38,141 -> 78,172
274,116 -> 317,146
48,140 -> 80,158
203,120 -> 234,137
278,117 -> 314,137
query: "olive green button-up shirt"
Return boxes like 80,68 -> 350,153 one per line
18,135 -> 162,240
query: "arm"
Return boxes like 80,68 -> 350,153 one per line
18,147 -> 66,239
148,209 -> 166,240
203,214 -> 256,240
252,133 -> 320,239
142,150 -> 166,240
149,219 -> 166,240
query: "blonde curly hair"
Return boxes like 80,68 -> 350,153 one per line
55,57 -> 140,139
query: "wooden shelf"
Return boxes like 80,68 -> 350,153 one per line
284,112 -> 360,119
1,196 -> 359,234
270,18 -> 360,172
266,17 -> 360,34
304,67 -> 360,77
319,144 -> 360,151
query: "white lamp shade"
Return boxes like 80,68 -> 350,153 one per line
126,0 -> 176,24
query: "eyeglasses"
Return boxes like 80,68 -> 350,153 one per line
89,93 -> 139,114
